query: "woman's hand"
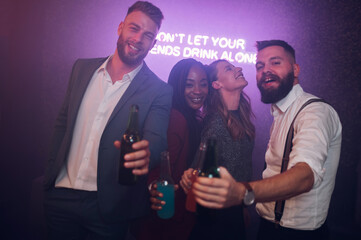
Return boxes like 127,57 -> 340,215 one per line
149,182 -> 179,210
180,168 -> 194,194
149,183 -> 164,210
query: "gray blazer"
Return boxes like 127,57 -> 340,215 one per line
44,57 -> 172,222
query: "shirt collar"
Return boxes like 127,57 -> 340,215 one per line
126,61 -> 143,82
96,56 -> 144,83
96,56 -> 111,74
271,84 -> 304,116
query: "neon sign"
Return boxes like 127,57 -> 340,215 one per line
150,32 -> 256,64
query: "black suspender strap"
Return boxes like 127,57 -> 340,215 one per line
274,98 -> 327,226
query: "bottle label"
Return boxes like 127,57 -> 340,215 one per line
156,182 -> 175,219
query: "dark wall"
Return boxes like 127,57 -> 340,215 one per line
1,0 -> 360,239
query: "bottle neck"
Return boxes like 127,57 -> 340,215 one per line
126,105 -> 139,132
159,152 -> 174,184
201,139 -> 219,177
193,142 -> 207,170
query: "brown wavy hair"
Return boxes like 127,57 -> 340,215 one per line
206,60 -> 255,140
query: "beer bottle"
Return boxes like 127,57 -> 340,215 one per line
197,138 -> 220,215
185,141 -> 207,212
118,104 -> 141,185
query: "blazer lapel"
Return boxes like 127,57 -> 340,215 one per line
107,63 -> 150,125
70,58 -> 107,123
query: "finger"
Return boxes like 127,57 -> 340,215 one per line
195,195 -> 224,209
182,175 -> 192,187
124,149 -> 149,161
150,189 -> 163,198
192,181 -> 229,198
151,204 -> 163,211
132,166 -> 149,176
150,196 -> 164,211
219,166 -> 234,181
179,181 -> 189,194
150,197 -> 164,205
180,178 -> 191,192
196,176 -> 230,189
124,158 -> 148,169
114,140 -> 121,149
184,176 -> 192,185
180,177 -> 190,188
148,181 -> 157,192
192,186 -> 227,206
131,140 -> 149,150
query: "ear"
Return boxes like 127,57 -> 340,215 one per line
117,22 -> 124,36
212,81 -> 222,90
293,63 -> 300,78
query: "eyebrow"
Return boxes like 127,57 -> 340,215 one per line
256,56 -> 283,65
223,64 -> 233,70
128,22 -> 156,38
269,56 -> 283,61
128,22 -> 140,28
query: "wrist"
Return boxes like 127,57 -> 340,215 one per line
241,182 -> 255,206
237,182 -> 246,205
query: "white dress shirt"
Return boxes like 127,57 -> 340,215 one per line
55,57 -> 143,191
256,84 -> 342,230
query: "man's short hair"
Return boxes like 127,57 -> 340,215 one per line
256,40 -> 296,60
127,1 -> 164,29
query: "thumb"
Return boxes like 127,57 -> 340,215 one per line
114,140 -> 121,149
219,166 -> 233,181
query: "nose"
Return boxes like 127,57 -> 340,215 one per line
234,67 -> 243,76
133,32 -> 143,43
193,84 -> 202,94
262,64 -> 272,74
234,66 -> 242,73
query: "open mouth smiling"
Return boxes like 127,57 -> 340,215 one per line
264,76 -> 276,84
191,97 -> 203,103
128,42 -> 142,54
261,74 -> 279,87
235,71 -> 244,79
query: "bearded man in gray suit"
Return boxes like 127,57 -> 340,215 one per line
43,2 -> 172,239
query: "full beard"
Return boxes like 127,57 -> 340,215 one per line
258,72 -> 295,104
116,35 -> 148,67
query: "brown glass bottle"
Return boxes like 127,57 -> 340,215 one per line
186,141 -> 207,212
197,138 -> 220,216
118,105 -> 141,185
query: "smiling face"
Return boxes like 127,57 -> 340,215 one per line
213,60 -> 248,92
184,65 -> 209,110
255,46 -> 300,103
116,11 -> 158,67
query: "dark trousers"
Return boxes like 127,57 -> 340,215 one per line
257,217 -> 329,240
189,205 -> 246,240
44,187 -> 129,240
